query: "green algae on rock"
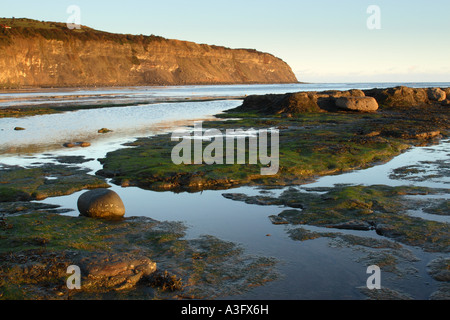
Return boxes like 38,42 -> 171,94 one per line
0,201 -> 73,216
427,257 -> 450,282
423,200 -> 450,216
389,159 -> 450,184
0,164 -> 110,202
223,185 -> 450,253
358,286 -> 414,300
426,257 -> 450,300
48,155 -> 95,165
96,86 -> 449,192
96,109 -> 427,192
0,212 -> 279,299
287,227 -> 420,277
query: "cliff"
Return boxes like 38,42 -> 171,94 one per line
0,18 -> 298,88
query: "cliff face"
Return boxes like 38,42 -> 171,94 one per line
0,19 -> 298,88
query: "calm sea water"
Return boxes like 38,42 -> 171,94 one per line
0,83 -> 449,300
1,82 -> 449,106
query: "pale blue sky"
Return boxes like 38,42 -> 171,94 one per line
2,0 -> 449,82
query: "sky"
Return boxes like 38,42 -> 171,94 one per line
1,0 -> 450,83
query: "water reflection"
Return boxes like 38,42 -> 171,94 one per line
0,100 -> 241,155
304,139 -> 450,189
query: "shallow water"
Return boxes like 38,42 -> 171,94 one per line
304,139 -> 450,189
22,139 -> 447,299
0,100 -> 242,154
2,81 -> 449,103
0,83 -> 449,300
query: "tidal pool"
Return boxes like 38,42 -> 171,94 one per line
0,100 -> 242,154
8,138 -> 446,300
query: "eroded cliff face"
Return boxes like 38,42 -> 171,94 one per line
0,20 -> 298,88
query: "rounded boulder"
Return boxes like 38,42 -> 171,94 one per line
77,188 -> 125,219
427,88 -> 446,102
336,96 -> 379,112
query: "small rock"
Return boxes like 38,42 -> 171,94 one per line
79,252 -> 156,291
427,257 -> 450,282
327,220 -> 373,231
427,88 -> 446,102
429,286 -> 450,300
77,188 -> 125,219
375,223 -> 403,237
63,141 -> 91,148
413,131 -> 440,140
121,179 -> 131,187
358,286 -> 413,300
336,96 -> 379,112
98,128 -> 112,134
441,99 -> 450,106
365,131 -> 381,137
222,193 -> 248,201
269,215 -> 288,225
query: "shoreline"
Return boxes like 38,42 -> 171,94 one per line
1,83 -> 449,121
1,81 -> 449,95
0,82 -> 303,92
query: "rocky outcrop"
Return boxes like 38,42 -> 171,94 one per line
363,86 -> 448,108
0,18 -> 297,88
233,89 -> 366,114
428,88 -> 447,102
77,252 -> 157,291
427,257 -> 450,282
2,249 -> 157,293
231,86 -> 449,115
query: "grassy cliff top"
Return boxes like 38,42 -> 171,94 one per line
0,17 -> 165,46
0,17 -> 266,54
